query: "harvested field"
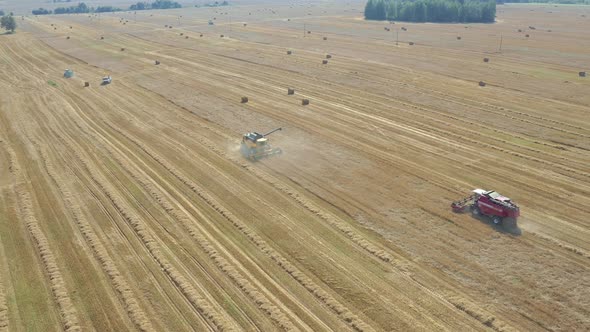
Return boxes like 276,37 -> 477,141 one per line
0,1 -> 589,331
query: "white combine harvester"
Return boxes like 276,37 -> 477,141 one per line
101,76 -> 112,85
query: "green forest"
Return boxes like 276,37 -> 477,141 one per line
365,0 -> 496,23
32,1 -> 182,15
499,0 -> 590,3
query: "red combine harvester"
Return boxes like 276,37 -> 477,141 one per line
452,189 -> 520,228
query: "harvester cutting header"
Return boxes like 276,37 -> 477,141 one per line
452,189 -> 520,229
240,128 -> 283,161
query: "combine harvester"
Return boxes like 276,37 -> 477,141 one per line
452,189 -> 520,229
240,128 -> 282,161
101,76 -> 112,85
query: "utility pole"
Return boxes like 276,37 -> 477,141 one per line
304,23 -> 306,37
499,34 -> 503,52
396,28 -> 399,45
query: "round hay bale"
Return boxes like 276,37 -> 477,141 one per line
401,27 -> 407,31
479,81 -> 486,87
579,71 -> 586,77
547,29 -> 552,32
409,42 -> 414,45
241,97 -> 249,103
220,34 -> 224,37
121,48 -> 125,51
518,29 -> 522,32
483,57 -> 489,62
169,26 -> 173,29
70,26 -> 72,29
66,36 -> 70,39
323,36 -> 327,40
287,88 -> 295,95
155,60 -> 161,65
457,36 -> 461,40
180,33 -> 184,36
326,54 -> 332,59
302,99 -> 310,105
243,23 -> 247,27
525,34 -> 530,37
185,36 -> 189,39
200,34 -> 203,37
322,59 -> 328,64
287,50 -> 292,55
307,30 -> 311,34
165,25 -> 168,27
84,82 -> 90,87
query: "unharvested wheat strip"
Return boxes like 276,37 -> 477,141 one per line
15,189 -> 81,332
37,147 -> 155,332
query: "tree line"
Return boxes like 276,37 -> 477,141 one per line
499,0 -> 589,3
129,1 -> 182,10
365,0 -> 496,23
1,12 -> 16,33
32,1 -> 182,15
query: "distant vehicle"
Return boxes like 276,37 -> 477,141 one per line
452,189 -> 520,228
208,20 -> 214,25
240,128 -> 282,161
101,76 -> 112,85
63,69 -> 74,78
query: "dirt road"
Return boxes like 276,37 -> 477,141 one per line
0,2 -> 588,331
